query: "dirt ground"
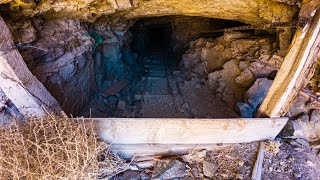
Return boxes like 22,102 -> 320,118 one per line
109,139 -> 320,180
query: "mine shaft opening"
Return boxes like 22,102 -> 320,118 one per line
81,16 -> 270,118
130,16 -> 246,67
0,8 -> 296,120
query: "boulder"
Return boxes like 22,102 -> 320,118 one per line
246,78 -> 273,109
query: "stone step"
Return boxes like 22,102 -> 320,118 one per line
144,61 -> 165,65
145,77 -> 169,95
144,64 -> 166,70
142,76 -> 166,80
147,70 -> 166,77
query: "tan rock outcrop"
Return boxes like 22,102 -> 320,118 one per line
0,0 -> 298,24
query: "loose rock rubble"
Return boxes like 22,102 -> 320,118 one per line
111,140 -> 320,179
181,31 -> 283,116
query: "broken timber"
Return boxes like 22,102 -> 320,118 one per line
101,79 -> 130,96
251,142 -> 265,180
0,16 -> 61,116
256,4 -> 320,117
79,117 -> 288,158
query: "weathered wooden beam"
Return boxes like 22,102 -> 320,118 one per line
256,6 -> 320,117
86,118 -> 288,144
251,142 -> 265,180
0,16 -> 61,116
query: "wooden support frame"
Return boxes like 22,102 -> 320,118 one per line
0,16 -> 61,116
257,5 -> 320,117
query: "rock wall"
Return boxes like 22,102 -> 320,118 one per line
170,17 -> 244,53
7,18 -> 95,115
182,31 -> 284,114
6,16 -> 142,116
92,17 -> 141,86
0,0 -> 298,25
286,95 -> 320,143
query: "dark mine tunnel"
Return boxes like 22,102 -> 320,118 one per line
130,18 -> 176,67
81,16 -> 259,118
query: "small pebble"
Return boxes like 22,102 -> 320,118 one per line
238,160 -> 244,166
221,174 -> 228,178
235,174 -> 244,179
294,171 -> 302,178
306,160 -> 316,167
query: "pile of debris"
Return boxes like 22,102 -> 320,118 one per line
181,31 -> 284,117
111,140 -> 320,179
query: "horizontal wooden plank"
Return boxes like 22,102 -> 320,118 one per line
81,118 -> 288,144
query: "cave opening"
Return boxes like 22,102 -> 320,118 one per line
0,14 -> 283,119
81,16 -> 253,118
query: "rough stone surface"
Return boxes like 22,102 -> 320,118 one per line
152,160 -> 186,179
0,0 -> 298,25
6,18 -> 94,115
288,95 -> 320,142
237,78 -> 273,117
182,32 -> 280,109
6,16 -> 141,115
203,160 -> 218,178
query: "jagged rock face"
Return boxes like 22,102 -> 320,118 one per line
6,17 -> 140,115
7,18 -> 95,115
0,0 -> 298,24
182,31 -> 281,109
287,95 -> 320,142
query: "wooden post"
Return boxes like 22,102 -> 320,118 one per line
256,5 -> 320,117
0,16 -> 61,116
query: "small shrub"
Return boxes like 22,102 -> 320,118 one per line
0,113 -> 113,179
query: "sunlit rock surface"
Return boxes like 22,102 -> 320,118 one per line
1,0 -> 298,24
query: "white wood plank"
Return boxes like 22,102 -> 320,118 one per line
82,118 -> 288,144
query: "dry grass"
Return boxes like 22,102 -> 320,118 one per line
0,113 -> 125,180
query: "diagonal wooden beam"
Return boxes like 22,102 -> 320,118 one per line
0,16 -> 61,116
256,5 -> 320,117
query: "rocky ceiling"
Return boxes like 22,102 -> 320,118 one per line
0,0 -> 299,24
